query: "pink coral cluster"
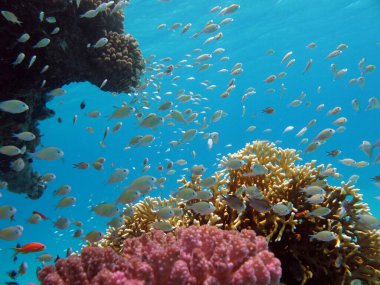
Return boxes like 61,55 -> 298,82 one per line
39,225 -> 281,285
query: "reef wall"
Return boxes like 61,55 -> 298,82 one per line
0,0 -> 144,198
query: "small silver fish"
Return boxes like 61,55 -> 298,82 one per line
186,201 -> 215,215
33,38 -> 50,49
12,53 -> 25,65
309,230 -> 336,242
247,197 -> 272,213
272,202 -> 292,216
17,33 -> 30,43
222,194 -> 246,213
308,207 -> 331,218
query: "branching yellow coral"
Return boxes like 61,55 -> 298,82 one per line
99,140 -> 380,285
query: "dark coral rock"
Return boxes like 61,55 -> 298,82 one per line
0,0 -> 144,198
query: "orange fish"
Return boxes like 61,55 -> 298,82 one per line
295,210 -> 309,218
13,242 -> 46,256
32,210 -> 49,220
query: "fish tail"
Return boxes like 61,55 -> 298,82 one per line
11,248 -> 20,259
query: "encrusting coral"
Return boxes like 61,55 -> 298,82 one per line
99,140 -> 380,285
0,0 -> 144,198
39,225 -> 282,285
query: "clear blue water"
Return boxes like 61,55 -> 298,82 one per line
1,0 -> 379,283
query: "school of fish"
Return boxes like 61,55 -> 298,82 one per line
0,0 -> 379,284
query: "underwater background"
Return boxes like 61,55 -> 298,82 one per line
0,0 -> 379,284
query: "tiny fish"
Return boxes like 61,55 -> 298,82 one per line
0,99 -> 29,114
13,242 -> 46,256
176,187 -> 197,201
309,230 -> 336,242
357,214 -> 380,229
51,27 -> 60,35
305,194 -> 325,204
33,38 -> 50,49
196,190 -> 213,201
272,202 -> 292,216
247,197 -> 272,213
92,203 -> 119,217
0,225 -> 23,240
27,213 -> 42,224
107,168 -> 129,184
12,53 -> 25,65
281,51 -> 293,63
85,230 -> 104,243
31,147 -> 64,160
308,207 -> 331,218
186,201 -> 215,215
156,207 -> 175,220
300,185 -> 326,196
219,4 -> 240,15
222,158 -> 244,170
80,9 -> 98,18
116,189 -> 141,204
151,221 -> 175,232
191,164 -> 206,176
325,50 -> 342,60
222,194 -> 246,213
1,11 -> 22,25
0,145 -> 24,156
91,37 -> 108,48
55,196 -> 76,209
198,176 -> 217,187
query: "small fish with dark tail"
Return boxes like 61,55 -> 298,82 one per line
326,149 -> 341,157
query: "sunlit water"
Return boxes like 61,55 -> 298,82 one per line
1,0 -> 379,283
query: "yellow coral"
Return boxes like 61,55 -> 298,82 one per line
99,141 -> 380,285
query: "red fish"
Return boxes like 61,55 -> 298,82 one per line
295,210 -> 309,218
32,210 -> 49,220
13,242 -> 46,256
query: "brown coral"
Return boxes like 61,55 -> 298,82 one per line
100,140 -> 380,285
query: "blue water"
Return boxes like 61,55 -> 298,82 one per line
1,0 -> 379,283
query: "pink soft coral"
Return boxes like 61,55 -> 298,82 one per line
39,225 -> 281,285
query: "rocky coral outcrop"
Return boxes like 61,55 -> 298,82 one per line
0,0 -> 144,198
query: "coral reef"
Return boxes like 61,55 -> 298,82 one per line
0,0 -> 144,198
39,225 -> 281,285
100,141 -> 380,285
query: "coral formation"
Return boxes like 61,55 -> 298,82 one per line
100,141 -> 380,285
0,0 -> 144,198
39,225 -> 281,285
